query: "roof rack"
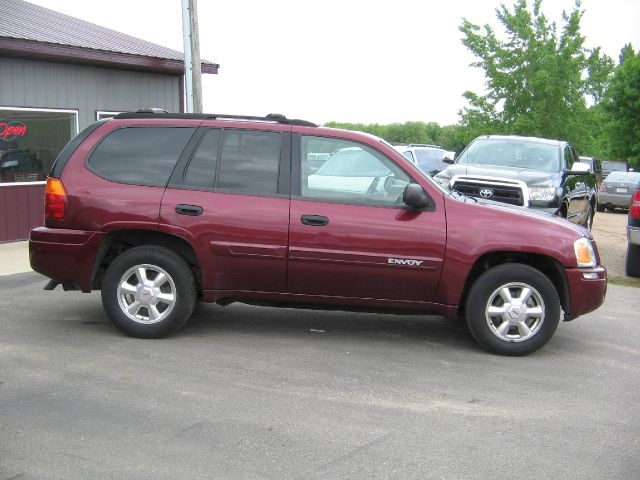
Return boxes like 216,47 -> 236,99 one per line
113,111 -> 318,127
407,143 -> 444,149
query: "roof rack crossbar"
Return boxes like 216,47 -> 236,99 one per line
113,111 -> 318,127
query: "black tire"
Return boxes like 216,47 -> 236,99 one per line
465,264 -> 561,356
101,245 -> 197,338
626,243 -> 640,277
596,202 -> 605,213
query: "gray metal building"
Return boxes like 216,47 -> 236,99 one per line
0,0 -> 218,241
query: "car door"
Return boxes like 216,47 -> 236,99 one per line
288,134 -> 446,303
159,124 -> 291,293
564,145 -> 590,224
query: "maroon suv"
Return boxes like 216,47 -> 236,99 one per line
29,112 -> 607,355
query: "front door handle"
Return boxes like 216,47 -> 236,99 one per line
301,215 -> 329,226
175,204 -> 203,216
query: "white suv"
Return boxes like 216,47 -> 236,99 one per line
393,144 -> 455,176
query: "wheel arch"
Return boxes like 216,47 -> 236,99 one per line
457,251 -> 569,318
91,230 -> 202,294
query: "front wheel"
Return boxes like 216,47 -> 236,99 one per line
101,245 -> 197,338
465,264 -> 561,356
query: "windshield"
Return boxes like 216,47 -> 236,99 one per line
602,161 -> 627,172
414,149 -> 446,171
605,171 -> 640,182
457,139 -> 561,173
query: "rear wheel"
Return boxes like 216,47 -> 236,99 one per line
626,244 -> 640,277
101,245 -> 197,338
596,202 -> 605,213
465,264 -> 561,356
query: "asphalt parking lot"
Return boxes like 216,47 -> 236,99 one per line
1,271 -> 639,479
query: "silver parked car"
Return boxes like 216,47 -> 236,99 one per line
597,171 -> 640,212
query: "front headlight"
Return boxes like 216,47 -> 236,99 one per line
529,187 -> 557,201
574,237 -> 596,267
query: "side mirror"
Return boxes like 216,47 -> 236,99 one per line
403,183 -> 432,209
443,156 -> 455,164
566,162 -> 591,175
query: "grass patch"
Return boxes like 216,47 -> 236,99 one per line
608,275 -> 640,288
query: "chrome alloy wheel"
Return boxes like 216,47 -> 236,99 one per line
485,282 -> 545,342
116,264 -> 177,324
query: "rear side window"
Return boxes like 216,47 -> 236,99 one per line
184,128 -> 282,196
88,127 -> 195,187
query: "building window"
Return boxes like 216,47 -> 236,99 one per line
96,110 -> 124,120
0,107 -> 78,184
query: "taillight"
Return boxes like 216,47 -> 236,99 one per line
45,177 -> 67,219
631,187 -> 640,219
599,183 -> 607,192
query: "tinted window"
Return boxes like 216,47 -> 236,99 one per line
301,136 -> 410,206
217,130 -> 281,195
88,127 -> 195,187
185,129 -> 220,188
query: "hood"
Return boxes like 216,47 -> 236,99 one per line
439,164 -> 559,186
452,192 -> 590,238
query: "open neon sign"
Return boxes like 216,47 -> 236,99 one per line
0,121 -> 28,141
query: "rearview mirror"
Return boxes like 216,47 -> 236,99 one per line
403,183 -> 432,209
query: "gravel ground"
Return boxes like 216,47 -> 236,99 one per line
592,209 -> 638,286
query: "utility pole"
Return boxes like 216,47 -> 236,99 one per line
181,0 -> 202,113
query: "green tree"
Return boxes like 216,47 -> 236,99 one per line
323,121 -> 463,152
602,44 -> 640,168
459,0 -> 613,152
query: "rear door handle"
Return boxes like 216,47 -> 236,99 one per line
301,215 -> 329,226
175,204 -> 203,216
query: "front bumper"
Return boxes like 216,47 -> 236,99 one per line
564,266 -> 607,320
29,227 -> 105,292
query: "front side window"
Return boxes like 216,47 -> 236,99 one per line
301,136 -> 410,206
0,107 -> 78,184
88,127 -> 195,187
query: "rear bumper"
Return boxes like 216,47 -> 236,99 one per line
29,227 -> 105,292
628,226 -> 640,246
564,266 -> 607,320
598,192 -> 630,208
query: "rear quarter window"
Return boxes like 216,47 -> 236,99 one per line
88,126 -> 196,187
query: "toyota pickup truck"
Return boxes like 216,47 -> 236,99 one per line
434,135 -> 597,229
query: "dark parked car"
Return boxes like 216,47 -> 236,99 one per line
597,171 -> 640,212
29,112 -> 607,356
626,181 -> 640,277
435,135 -> 597,229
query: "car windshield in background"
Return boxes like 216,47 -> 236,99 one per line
414,149 -> 446,171
605,171 -> 640,182
457,139 -> 561,173
602,161 -> 628,172
315,148 -> 391,177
